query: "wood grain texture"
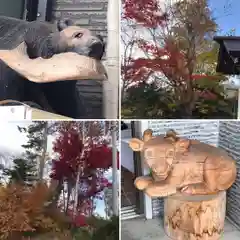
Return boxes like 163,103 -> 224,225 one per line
52,0 -> 108,118
164,191 -> 226,240
130,129 -> 237,198
0,42 -> 107,83
148,121 -> 220,218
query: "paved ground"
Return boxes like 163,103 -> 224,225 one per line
121,218 -> 240,240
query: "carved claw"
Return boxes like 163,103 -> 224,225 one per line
145,183 -> 177,198
134,176 -> 153,190
181,186 -> 191,194
181,184 -> 217,195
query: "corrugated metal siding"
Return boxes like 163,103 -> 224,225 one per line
218,121 -> 240,228
147,120 -> 220,217
52,0 -> 108,118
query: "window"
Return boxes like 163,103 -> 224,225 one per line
0,0 -> 26,19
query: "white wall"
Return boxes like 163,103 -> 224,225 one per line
121,138 -> 135,173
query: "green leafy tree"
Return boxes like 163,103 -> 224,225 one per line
4,122 -> 49,185
122,82 -> 177,118
72,215 -> 119,240
18,121 -> 49,180
3,158 -> 37,185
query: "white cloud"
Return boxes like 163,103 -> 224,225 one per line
0,121 -> 30,153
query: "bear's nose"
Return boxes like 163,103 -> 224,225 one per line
89,41 -> 104,60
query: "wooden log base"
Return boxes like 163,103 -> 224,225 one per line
164,191 -> 226,240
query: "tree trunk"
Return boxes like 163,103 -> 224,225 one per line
73,165 -> 81,216
39,122 -> 48,181
176,103 -> 193,119
48,179 -> 63,208
164,191 -> 226,240
65,183 -> 73,213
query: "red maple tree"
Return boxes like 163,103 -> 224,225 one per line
122,0 -> 229,118
123,0 -> 168,28
49,121 -> 119,226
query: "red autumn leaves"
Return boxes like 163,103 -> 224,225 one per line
50,130 -> 83,180
50,129 -> 119,181
123,0 -> 168,28
87,144 -> 119,169
122,0 -> 220,102
49,125 -> 118,226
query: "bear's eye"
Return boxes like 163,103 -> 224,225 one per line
74,32 -> 83,38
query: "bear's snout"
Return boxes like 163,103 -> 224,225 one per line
89,40 -> 105,60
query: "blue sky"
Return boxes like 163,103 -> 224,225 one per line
209,0 -> 240,35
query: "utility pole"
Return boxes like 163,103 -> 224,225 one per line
111,121 -> 119,216
104,0 -> 120,119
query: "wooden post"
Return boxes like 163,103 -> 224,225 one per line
104,0 -> 120,119
164,191 -> 226,240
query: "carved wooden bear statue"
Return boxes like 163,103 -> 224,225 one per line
129,129 -> 237,197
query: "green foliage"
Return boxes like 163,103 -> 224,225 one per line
3,158 -> 37,185
122,82 -> 177,118
149,169 -> 154,178
71,215 -> 119,240
71,227 -> 92,239
19,121 -> 48,161
122,82 -> 237,119
3,122 -> 50,185
91,215 -> 119,240
193,97 -> 237,119
195,43 -> 220,73
19,121 -> 49,181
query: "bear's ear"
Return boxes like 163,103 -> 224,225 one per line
57,19 -> 74,31
129,138 -> 144,152
165,129 -> 178,142
174,139 -> 190,153
96,35 -> 104,42
96,35 -> 106,60
143,129 -> 153,142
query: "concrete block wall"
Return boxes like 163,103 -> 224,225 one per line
219,121 -> 240,229
51,0 -> 108,118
